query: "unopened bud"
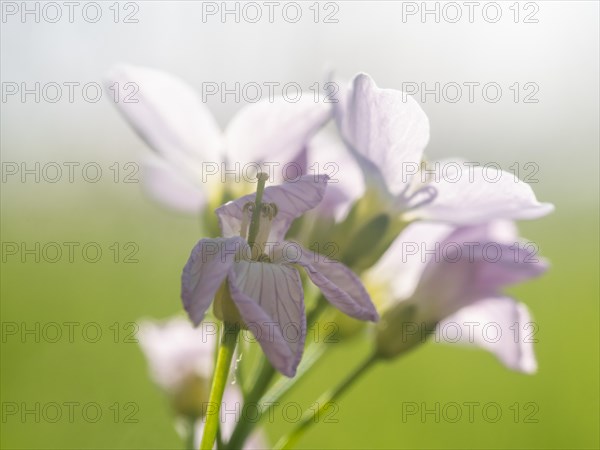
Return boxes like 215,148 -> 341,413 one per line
170,373 -> 211,419
320,308 -> 366,341
375,302 -> 435,359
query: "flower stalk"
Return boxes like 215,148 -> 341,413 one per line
226,357 -> 276,449
226,298 -> 332,449
199,322 -> 239,450
273,352 -> 379,450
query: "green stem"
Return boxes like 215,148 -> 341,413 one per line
241,350 -> 271,402
226,299 -> 330,449
306,295 -> 328,329
247,173 -> 268,249
199,322 -> 240,450
273,353 -> 379,450
226,356 -> 276,449
259,344 -> 328,419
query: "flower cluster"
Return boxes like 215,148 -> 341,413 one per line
107,65 -> 553,450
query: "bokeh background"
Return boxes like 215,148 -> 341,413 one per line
1,1 -> 598,448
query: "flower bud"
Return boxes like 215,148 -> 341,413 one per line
374,302 -> 435,359
136,318 -> 216,419
320,187 -> 411,273
342,213 -> 390,270
170,373 -> 211,419
320,307 -> 366,341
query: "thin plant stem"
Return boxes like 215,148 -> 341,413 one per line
226,297 -> 330,449
273,353 -> 379,450
199,322 -> 239,450
226,356 -> 276,449
259,344 -> 328,420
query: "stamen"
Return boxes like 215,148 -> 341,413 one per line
262,202 -> 278,220
240,202 -> 253,240
252,203 -> 279,259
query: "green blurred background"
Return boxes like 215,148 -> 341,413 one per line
1,1 -> 598,448
1,185 -> 598,449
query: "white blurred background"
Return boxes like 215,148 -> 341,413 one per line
1,0 -> 598,207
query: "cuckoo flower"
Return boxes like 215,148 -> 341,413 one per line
333,73 -> 554,225
137,317 -> 266,448
293,130 -> 365,222
105,65 -> 331,212
370,220 -> 546,373
181,174 -> 378,377
137,317 -> 216,418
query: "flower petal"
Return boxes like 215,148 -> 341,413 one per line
225,96 -> 331,167
137,317 -> 216,391
228,261 -> 305,377
436,296 -> 537,374
105,64 -> 223,165
334,73 -> 429,196
291,244 -> 379,322
216,175 -> 329,241
142,155 -> 207,212
305,130 -> 365,221
181,237 -> 247,326
365,222 -> 455,307
413,222 -> 548,321
411,163 -> 554,224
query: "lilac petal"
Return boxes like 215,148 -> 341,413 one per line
104,64 -> 223,165
291,244 -> 379,322
411,163 -> 554,224
437,296 -> 537,374
225,96 -> 331,167
444,221 -> 549,288
181,237 -> 247,326
284,147 -> 308,182
137,317 -> 216,391
413,222 -> 548,321
334,73 -> 429,196
305,131 -> 365,221
228,261 -> 305,377
366,222 -> 455,306
216,175 -> 329,242
142,156 -> 207,212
